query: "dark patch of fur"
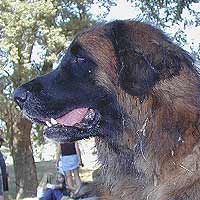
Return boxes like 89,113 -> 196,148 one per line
105,20 -> 160,97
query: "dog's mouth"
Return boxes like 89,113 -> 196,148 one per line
42,108 -> 101,143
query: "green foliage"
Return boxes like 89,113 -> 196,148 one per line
131,0 -> 200,27
0,0 -> 115,86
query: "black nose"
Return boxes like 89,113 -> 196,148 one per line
14,87 -> 30,109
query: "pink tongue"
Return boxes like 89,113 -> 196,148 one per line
56,108 -> 88,126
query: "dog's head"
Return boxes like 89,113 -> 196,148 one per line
14,20 -> 193,143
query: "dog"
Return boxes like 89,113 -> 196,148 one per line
14,20 -> 200,199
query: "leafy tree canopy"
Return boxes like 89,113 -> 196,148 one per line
132,0 -> 200,27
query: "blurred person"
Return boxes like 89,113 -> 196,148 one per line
0,137 -> 8,200
43,172 -> 69,200
56,142 -> 83,197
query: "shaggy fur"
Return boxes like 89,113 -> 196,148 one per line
14,20 -> 200,199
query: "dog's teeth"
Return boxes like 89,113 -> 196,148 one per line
85,111 -> 95,119
51,118 -> 57,125
46,121 -> 52,127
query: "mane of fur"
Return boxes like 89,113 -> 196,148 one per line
79,21 -> 200,200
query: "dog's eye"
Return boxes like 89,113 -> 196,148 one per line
70,56 -> 95,79
72,57 -> 85,64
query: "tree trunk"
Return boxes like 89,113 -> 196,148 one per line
10,116 -> 38,199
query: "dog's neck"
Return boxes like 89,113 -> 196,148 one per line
96,83 -> 200,187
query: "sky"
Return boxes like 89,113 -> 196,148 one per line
91,0 -> 140,20
90,0 -> 200,52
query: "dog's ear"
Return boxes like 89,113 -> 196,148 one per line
107,20 -> 160,97
107,20 -> 192,98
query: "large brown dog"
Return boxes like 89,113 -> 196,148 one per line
14,20 -> 200,199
